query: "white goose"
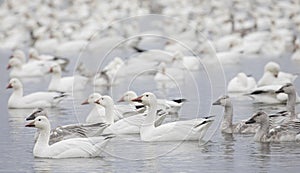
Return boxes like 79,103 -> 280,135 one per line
28,48 -> 69,70
247,84 -> 300,104
81,93 -> 125,123
213,95 -> 258,134
48,64 -> 88,92
245,112 -> 300,142
7,58 -> 48,78
26,108 -> 109,145
257,61 -> 297,87
95,95 -> 167,135
25,115 -> 113,158
131,92 -> 214,141
7,78 -> 67,109
227,73 -> 256,93
119,90 -> 187,114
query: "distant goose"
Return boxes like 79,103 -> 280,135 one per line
227,73 -> 256,93
26,108 -> 109,145
7,58 -> 48,78
25,115 -> 113,158
131,92 -> 214,141
245,112 -> 300,142
94,95 -> 167,134
7,78 -> 67,109
118,90 -> 187,114
213,95 -> 258,134
48,64 -> 88,92
28,48 -> 69,70
81,93 -> 126,124
257,61 -> 297,87
247,84 -> 300,104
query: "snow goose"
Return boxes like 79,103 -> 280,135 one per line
171,51 -> 201,71
95,95 -> 167,135
28,48 -> 69,70
131,92 -> 214,141
227,73 -> 257,93
119,90 -> 187,114
275,83 -> 299,120
7,58 -> 48,78
48,64 -> 88,92
26,108 -> 109,145
7,78 -> 67,109
257,61 -> 297,87
81,93 -> 125,124
154,62 -> 185,82
213,95 -> 258,134
247,84 -> 300,104
245,112 -> 300,142
25,115 -> 114,158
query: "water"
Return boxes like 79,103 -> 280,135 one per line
1,46 -> 300,172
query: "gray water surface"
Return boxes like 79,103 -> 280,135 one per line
1,48 -> 300,172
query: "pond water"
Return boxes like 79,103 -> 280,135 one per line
1,45 -> 300,173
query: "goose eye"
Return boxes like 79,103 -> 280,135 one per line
145,94 -> 149,97
38,119 -> 41,121
101,98 -> 104,100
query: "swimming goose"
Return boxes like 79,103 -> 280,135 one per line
131,92 -> 214,141
25,115 -> 113,158
7,78 -> 67,109
7,58 -> 48,78
227,73 -> 257,93
26,108 -> 109,145
275,83 -> 299,120
48,64 -> 88,92
257,61 -> 297,87
245,112 -> 300,142
213,95 -> 258,134
81,93 -> 130,123
247,84 -> 300,104
28,48 -> 69,70
118,90 -> 187,114
94,95 -> 167,134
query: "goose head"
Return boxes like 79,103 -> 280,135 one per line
49,64 -> 61,74
11,50 -> 26,62
132,92 -> 157,106
275,83 -> 295,94
245,111 -> 268,124
94,95 -> 114,108
7,58 -> 22,69
264,61 -> 280,77
118,91 -> 137,102
25,116 -> 50,130
81,93 -> 102,105
212,95 -> 231,106
28,48 -> 39,60
6,78 -> 22,90
26,108 -> 47,121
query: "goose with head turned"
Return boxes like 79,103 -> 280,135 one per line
245,112 -> 300,142
213,95 -> 258,134
25,115 -> 113,158
132,92 -> 214,141
7,78 -> 67,109
26,108 -> 109,145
